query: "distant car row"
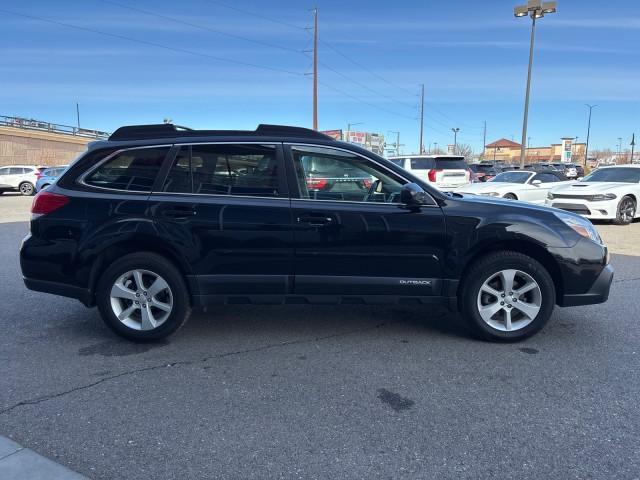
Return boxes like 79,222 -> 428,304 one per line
0,165 -> 67,195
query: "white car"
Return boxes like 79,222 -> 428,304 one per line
546,164 -> 640,225
388,155 -> 471,190
458,170 -> 569,205
0,165 -> 42,196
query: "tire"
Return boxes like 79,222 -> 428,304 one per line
96,252 -> 191,342
41,184 -> 50,190
19,182 -> 35,196
613,196 -> 636,226
459,251 -> 555,342
503,193 -> 517,200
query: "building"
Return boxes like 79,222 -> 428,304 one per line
321,129 -> 386,156
483,137 -> 586,164
0,115 -> 108,167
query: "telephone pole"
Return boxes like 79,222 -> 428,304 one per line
76,102 -> 80,130
312,7 -> 318,130
482,120 -> 487,159
419,84 -> 425,154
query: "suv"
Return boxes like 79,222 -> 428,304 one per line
388,155 -> 471,190
21,124 -> 613,342
0,165 -> 42,195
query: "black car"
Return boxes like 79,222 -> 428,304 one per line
469,163 -> 503,182
21,124 -> 613,342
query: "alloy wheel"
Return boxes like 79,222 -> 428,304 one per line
109,269 -> 173,331
619,198 -> 636,223
20,183 -> 34,195
476,269 -> 542,332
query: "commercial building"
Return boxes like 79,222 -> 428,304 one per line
0,115 -> 108,167
483,137 -> 586,164
321,129 -> 385,156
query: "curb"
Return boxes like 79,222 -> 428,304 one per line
0,436 -> 88,479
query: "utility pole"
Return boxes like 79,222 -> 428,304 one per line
76,102 -> 80,130
482,120 -> 487,159
451,128 -> 460,154
631,133 -> 636,164
312,7 -> 318,130
584,104 -> 596,167
618,137 -> 622,161
434,142 -> 438,154
419,84 -> 425,154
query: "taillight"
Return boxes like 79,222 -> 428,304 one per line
427,169 -> 441,182
31,191 -> 69,218
307,178 -> 328,190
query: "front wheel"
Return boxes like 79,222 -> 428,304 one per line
19,182 -> 35,196
503,193 -> 517,200
459,251 -> 555,341
96,252 -> 191,341
613,196 -> 636,225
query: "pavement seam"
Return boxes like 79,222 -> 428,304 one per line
0,447 -> 24,461
613,277 -> 640,284
0,320 -> 395,416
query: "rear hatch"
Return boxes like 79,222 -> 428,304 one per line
411,156 -> 470,189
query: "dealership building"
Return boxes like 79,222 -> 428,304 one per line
483,137 -> 586,164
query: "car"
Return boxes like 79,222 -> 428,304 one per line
458,170 -> 569,204
35,165 -> 68,192
0,165 -> 42,196
388,154 -> 471,190
21,123 -> 613,343
546,164 -> 640,225
550,163 -> 578,179
469,163 -> 504,182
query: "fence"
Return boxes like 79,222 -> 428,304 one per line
0,115 -> 109,139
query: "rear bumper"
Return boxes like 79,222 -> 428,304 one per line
23,277 -> 94,307
558,263 -> 614,307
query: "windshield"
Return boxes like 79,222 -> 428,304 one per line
582,167 -> 640,183
490,171 -> 532,183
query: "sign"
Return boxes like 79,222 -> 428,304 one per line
321,129 -> 343,141
347,131 -> 366,146
561,138 -> 573,163
447,144 -> 455,155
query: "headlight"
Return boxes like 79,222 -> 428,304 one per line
547,192 -> 555,200
554,212 -> 601,244
591,193 -> 617,201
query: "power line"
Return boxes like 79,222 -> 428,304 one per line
96,0 -> 303,55
201,0 -> 306,31
0,7 -> 303,76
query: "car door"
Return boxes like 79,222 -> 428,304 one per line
286,144 -> 446,297
528,172 -> 562,204
8,167 -> 24,188
148,143 -> 294,300
0,167 -> 11,189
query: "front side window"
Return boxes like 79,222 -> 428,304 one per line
491,171 -> 532,184
9,168 -> 25,175
291,146 -> 404,203
84,147 -> 169,192
163,144 -> 280,197
533,173 -> 560,183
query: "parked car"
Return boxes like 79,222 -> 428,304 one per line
35,166 -> 68,192
458,170 -> 569,205
546,164 -> 640,225
0,165 -> 43,195
469,163 -> 504,182
21,123 -> 613,342
388,155 -> 471,190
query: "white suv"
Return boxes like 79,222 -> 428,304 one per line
388,155 -> 471,190
0,165 -> 41,196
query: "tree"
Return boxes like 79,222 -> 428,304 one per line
455,143 -> 474,161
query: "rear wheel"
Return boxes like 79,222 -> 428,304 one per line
19,182 -> 35,196
503,193 -> 517,200
613,196 -> 636,225
96,252 -> 191,341
459,251 -> 555,341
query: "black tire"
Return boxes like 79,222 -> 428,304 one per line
459,251 -> 555,342
613,195 -> 636,226
96,252 -> 191,342
19,182 -> 35,196
503,193 -> 517,200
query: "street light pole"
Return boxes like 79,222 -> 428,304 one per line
584,104 -> 596,167
451,128 -> 460,154
514,1 -> 557,169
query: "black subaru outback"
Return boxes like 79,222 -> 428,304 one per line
20,124 -> 613,342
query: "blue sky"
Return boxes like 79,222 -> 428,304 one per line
0,0 -> 638,154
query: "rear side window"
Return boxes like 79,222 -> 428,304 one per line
163,144 -> 280,197
434,157 -> 466,169
84,147 -> 169,192
409,158 -> 434,170
9,167 -> 25,175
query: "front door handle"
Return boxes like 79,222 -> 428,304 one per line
297,213 -> 333,227
161,206 -> 197,219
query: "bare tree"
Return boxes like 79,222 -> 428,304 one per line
455,143 -> 475,161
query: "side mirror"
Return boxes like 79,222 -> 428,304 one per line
400,182 -> 429,206
577,177 -> 583,181
531,179 -> 542,186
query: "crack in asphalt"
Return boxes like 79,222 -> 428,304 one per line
0,321 -> 395,416
613,277 -> 640,284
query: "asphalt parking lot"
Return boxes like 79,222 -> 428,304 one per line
1,193 -> 639,479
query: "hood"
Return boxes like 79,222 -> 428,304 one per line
550,181 -> 631,194
458,182 -> 522,194
456,192 -> 555,214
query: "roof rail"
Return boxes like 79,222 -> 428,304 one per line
108,123 -> 334,141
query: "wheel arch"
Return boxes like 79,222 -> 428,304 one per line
457,239 -> 563,305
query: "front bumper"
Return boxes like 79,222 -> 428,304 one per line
558,263 -> 614,307
545,198 -> 618,220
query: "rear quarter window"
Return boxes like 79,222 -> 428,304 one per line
434,157 -> 467,169
83,147 -> 169,192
